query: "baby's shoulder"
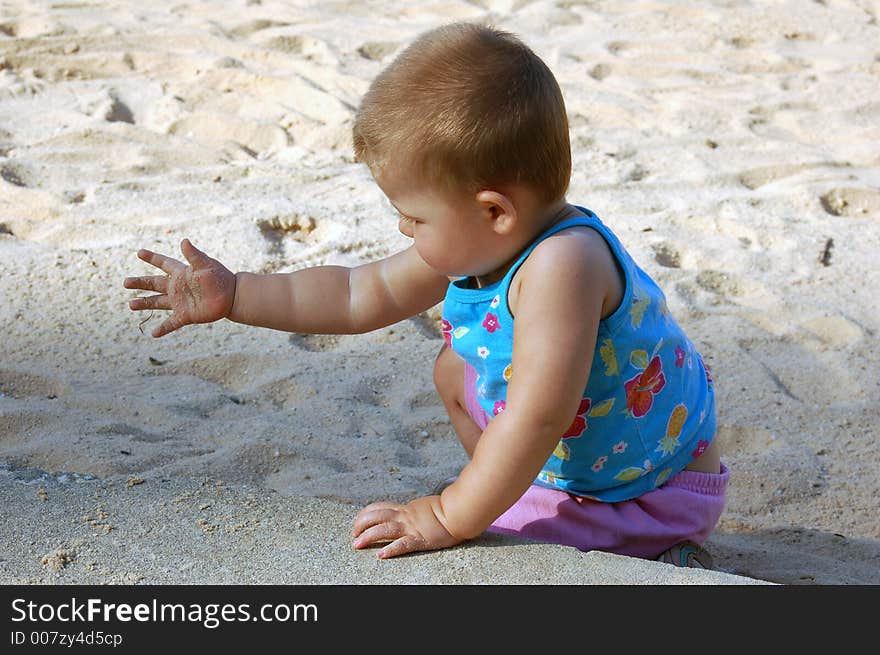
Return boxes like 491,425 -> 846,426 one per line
510,225 -> 624,319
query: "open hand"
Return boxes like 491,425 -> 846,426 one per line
352,495 -> 462,559
123,239 -> 236,337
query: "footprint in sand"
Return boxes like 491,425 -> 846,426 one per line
288,333 -> 343,352
253,374 -> 317,409
85,90 -> 135,124
588,63 -> 612,81
259,32 -> 339,66
168,112 -> 290,157
696,270 -> 743,297
0,163 -> 29,187
738,161 -> 851,190
650,242 -> 680,269
154,353 -> 280,395
257,213 -> 317,241
254,214 -> 324,273
0,15 -> 69,39
0,67 -> 47,99
819,188 -> 880,217
606,40 -> 634,56
357,42 -> 400,62
0,369 -> 69,399
728,35 -> 757,49
798,314 -> 867,349
227,19 -> 291,39
350,374 -> 397,409
746,102 -> 819,141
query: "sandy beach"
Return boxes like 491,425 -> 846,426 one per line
1,0 -> 878,585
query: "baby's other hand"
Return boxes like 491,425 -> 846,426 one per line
352,495 -> 462,559
123,239 -> 236,338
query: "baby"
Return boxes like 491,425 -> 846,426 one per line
124,22 -> 728,566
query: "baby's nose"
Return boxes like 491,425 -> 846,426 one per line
398,217 -> 415,238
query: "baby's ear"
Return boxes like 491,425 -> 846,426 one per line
475,190 -> 517,235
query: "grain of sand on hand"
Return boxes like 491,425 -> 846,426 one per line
1,0 -> 879,585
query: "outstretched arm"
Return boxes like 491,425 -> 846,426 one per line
229,245 -> 449,334
125,240 -> 449,336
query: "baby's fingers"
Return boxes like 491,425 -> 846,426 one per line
377,535 -> 424,559
151,313 -> 185,338
180,239 -> 212,268
353,521 -> 404,550
129,294 -> 170,312
352,505 -> 400,538
136,248 -> 182,275
123,275 -> 167,293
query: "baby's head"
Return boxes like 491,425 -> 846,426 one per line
352,22 -> 571,276
353,22 -> 570,202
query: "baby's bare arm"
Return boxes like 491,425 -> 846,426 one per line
439,232 -> 609,538
351,230 -> 616,556
228,245 -> 449,334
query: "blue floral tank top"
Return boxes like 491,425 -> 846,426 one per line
440,208 -> 717,502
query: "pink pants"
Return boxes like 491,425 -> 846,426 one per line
464,363 -> 729,559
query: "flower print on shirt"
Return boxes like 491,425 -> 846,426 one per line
674,345 -> 686,368
553,440 -> 570,461
562,397 -> 616,438
613,458 -> 655,484
692,439 -> 709,459
482,312 -> 500,333
624,353 -> 666,418
612,440 -> 628,455
441,319 -> 469,345
591,456 -> 608,472
654,468 -> 673,487
563,398 -> 592,438
490,294 -> 500,309
599,338 -> 620,377
492,400 -> 506,415
614,465 -> 646,482
629,286 -> 649,329
477,346 -> 490,359
441,319 -> 453,346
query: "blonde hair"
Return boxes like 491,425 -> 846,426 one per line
352,22 -> 571,203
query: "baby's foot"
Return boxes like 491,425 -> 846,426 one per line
656,541 -> 714,569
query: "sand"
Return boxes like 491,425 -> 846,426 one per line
0,0 -> 878,585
